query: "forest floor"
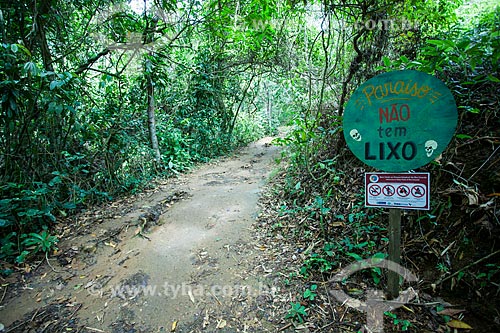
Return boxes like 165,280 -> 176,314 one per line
1,134 -> 498,333
0,136 -> 293,333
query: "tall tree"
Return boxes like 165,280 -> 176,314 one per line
144,15 -> 162,163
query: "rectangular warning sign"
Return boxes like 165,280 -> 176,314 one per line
365,173 -> 430,210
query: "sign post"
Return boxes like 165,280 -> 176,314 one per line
343,70 -> 457,299
388,208 -> 401,299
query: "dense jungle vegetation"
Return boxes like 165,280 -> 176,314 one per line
0,0 -> 499,330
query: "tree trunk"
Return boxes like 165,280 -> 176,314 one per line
35,0 -> 55,71
146,67 -> 161,163
0,9 -> 6,43
144,16 -> 161,163
229,74 -> 255,138
267,88 -> 272,130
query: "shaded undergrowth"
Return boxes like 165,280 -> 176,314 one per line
256,39 -> 499,331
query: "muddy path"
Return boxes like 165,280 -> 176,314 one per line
0,137 -> 285,332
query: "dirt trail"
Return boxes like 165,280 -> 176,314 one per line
0,137 -> 282,332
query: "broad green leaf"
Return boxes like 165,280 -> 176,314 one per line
15,251 -> 30,264
372,252 -> 386,263
18,209 -> 43,217
49,176 -> 62,186
49,80 -> 59,90
0,218 -> 12,227
0,198 -> 13,206
383,56 -> 391,67
347,252 -> 363,261
23,62 -> 39,75
63,202 -> 77,209
427,39 -> 456,49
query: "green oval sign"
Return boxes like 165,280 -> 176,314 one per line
343,70 -> 457,172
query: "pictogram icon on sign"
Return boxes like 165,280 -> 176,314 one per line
397,185 -> 410,197
411,185 -> 425,198
369,184 -> 381,196
382,185 -> 395,196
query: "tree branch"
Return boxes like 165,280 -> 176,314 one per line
74,48 -> 110,74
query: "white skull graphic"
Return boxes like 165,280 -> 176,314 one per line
349,129 -> 362,142
425,140 -> 438,157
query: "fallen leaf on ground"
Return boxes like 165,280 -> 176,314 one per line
203,310 -> 210,328
188,289 -> 195,303
216,319 -> 227,328
447,319 -> 472,329
171,320 -> 178,332
437,308 -> 466,317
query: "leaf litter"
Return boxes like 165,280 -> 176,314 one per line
0,123 -> 497,332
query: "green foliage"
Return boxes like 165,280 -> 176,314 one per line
420,27 -> 500,78
22,228 -> 58,255
436,262 -> 450,273
177,49 -> 232,158
313,195 -> 331,236
302,284 -> 317,301
435,305 -> 452,324
380,5 -> 499,89
156,115 -> 194,172
293,196 -> 388,279
346,252 -> 387,285
473,263 -> 500,288
300,254 -> 335,277
0,39 -> 112,260
384,311 -> 412,331
285,302 -> 308,323
232,111 -> 267,146
273,117 -> 319,168
1,0 -> 297,264
1,227 -> 58,264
